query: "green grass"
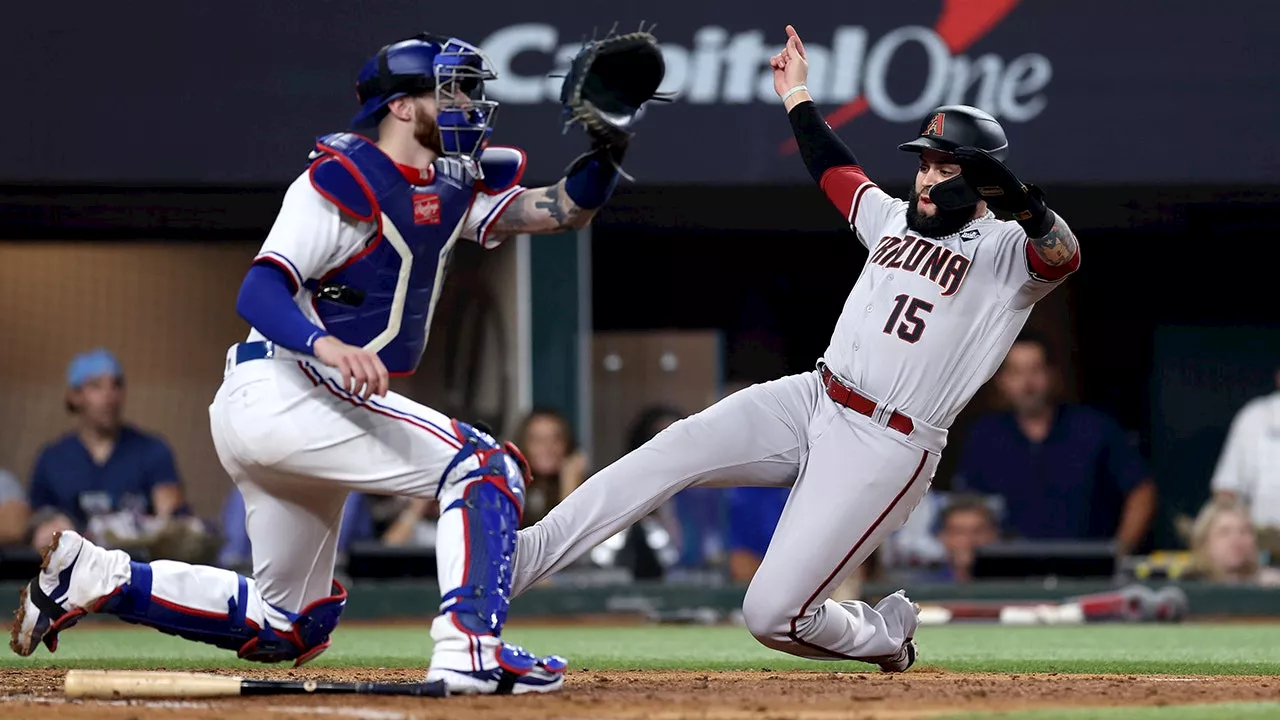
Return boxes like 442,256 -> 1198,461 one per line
943,702 -> 1280,720
3,622 -> 1279,675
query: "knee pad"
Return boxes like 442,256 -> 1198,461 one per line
441,420 -> 528,519
239,582 -> 347,666
438,420 -> 532,636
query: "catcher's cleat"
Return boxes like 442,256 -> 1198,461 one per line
10,531 -> 117,656
427,639 -> 567,695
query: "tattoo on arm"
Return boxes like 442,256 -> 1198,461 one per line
491,180 -> 594,235
1029,212 -> 1079,266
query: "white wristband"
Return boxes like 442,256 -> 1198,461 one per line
781,84 -> 808,103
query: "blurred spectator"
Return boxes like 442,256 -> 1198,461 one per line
880,490 -> 948,570
0,469 -> 30,546
513,407 -> 587,526
1209,366 -> 1280,533
725,486 -> 790,583
629,405 -> 701,571
932,494 -> 1001,583
1185,496 -> 1280,586
611,405 -> 686,578
28,349 -> 203,558
380,498 -> 440,547
28,507 -> 76,552
954,332 -> 1157,553
218,487 -> 375,569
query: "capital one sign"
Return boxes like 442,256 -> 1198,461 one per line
479,13 -> 1052,140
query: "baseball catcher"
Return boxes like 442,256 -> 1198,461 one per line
11,29 -> 667,697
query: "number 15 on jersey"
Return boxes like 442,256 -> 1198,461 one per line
883,294 -> 933,344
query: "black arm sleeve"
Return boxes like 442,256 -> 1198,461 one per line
788,101 -> 859,183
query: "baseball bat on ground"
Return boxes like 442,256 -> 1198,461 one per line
63,670 -> 448,699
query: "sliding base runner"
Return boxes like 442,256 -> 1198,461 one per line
511,24 -> 1082,670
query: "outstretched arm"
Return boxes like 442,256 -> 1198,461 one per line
773,25 -> 860,185
488,179 -> 597,235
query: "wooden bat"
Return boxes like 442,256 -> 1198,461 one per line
63,670 -> 448,699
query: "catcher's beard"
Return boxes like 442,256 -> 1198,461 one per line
413,109 -> 445,156
906,187 -> 979,239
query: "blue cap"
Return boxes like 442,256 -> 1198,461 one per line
67,348 -> 123,388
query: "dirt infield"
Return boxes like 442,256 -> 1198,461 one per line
1,667 -> 1275,720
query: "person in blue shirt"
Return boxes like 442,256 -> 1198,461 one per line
28,349 -> 187,538
218,487 -> 373,569
954,332 -> 1157,553
725,486 -> 791,582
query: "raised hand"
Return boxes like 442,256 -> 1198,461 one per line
771,25 -> 810,100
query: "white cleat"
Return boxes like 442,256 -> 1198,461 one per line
11,531 -> 90,656
426,638 -> 567,695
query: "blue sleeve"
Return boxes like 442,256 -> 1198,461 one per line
952,421 -> 991,492
218,488 -> 252,567
144,438 -> 189,516
563,147 -> 621,210
145,439 -> 181,490
237,264 -> 330,355
1102,418 -> 1149,493
28,451 -> 56,511
337,494 -> 374,550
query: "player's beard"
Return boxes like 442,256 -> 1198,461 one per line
413,110 -> 445,156
906,187 -> 978,239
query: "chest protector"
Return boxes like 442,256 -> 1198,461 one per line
304,133 -> 521,375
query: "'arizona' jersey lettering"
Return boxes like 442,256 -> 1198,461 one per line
816,165 -> 1080,429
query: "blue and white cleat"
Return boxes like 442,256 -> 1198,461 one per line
427,642 -> 568,695
11,531 -> 91,656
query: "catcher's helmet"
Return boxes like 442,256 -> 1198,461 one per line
352,33 -> 499,160
898,105 -> 1008,161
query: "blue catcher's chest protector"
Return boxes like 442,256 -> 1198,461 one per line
305,133 -> 476,375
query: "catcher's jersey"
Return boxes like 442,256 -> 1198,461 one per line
249,162 -> 524,348
818,166 -> 1079,430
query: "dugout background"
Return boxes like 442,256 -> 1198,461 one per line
3,0 -> 1280,552
3,182 -> 1278,551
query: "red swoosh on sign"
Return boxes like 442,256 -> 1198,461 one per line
778,0 -> 1022,155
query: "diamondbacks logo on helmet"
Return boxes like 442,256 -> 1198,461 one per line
924,113 -> 945,137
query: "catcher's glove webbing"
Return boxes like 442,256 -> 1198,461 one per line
558,23 -> 674,179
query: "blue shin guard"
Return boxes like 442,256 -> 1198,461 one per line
98,563 -> 346,667
430,421 -> 566,693
437,420 -> 527,636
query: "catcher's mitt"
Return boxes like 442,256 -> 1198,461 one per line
559,23 -> 673,155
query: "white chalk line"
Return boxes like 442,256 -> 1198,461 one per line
1,694 -> 413,720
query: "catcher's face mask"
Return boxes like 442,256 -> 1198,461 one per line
433,38 -> 499,163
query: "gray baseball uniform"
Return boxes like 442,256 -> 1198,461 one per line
513,165 -> 1078,662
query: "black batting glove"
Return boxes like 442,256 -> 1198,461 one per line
952,146 -> 1054,237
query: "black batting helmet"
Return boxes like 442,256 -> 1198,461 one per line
898,105 -> 1009,161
